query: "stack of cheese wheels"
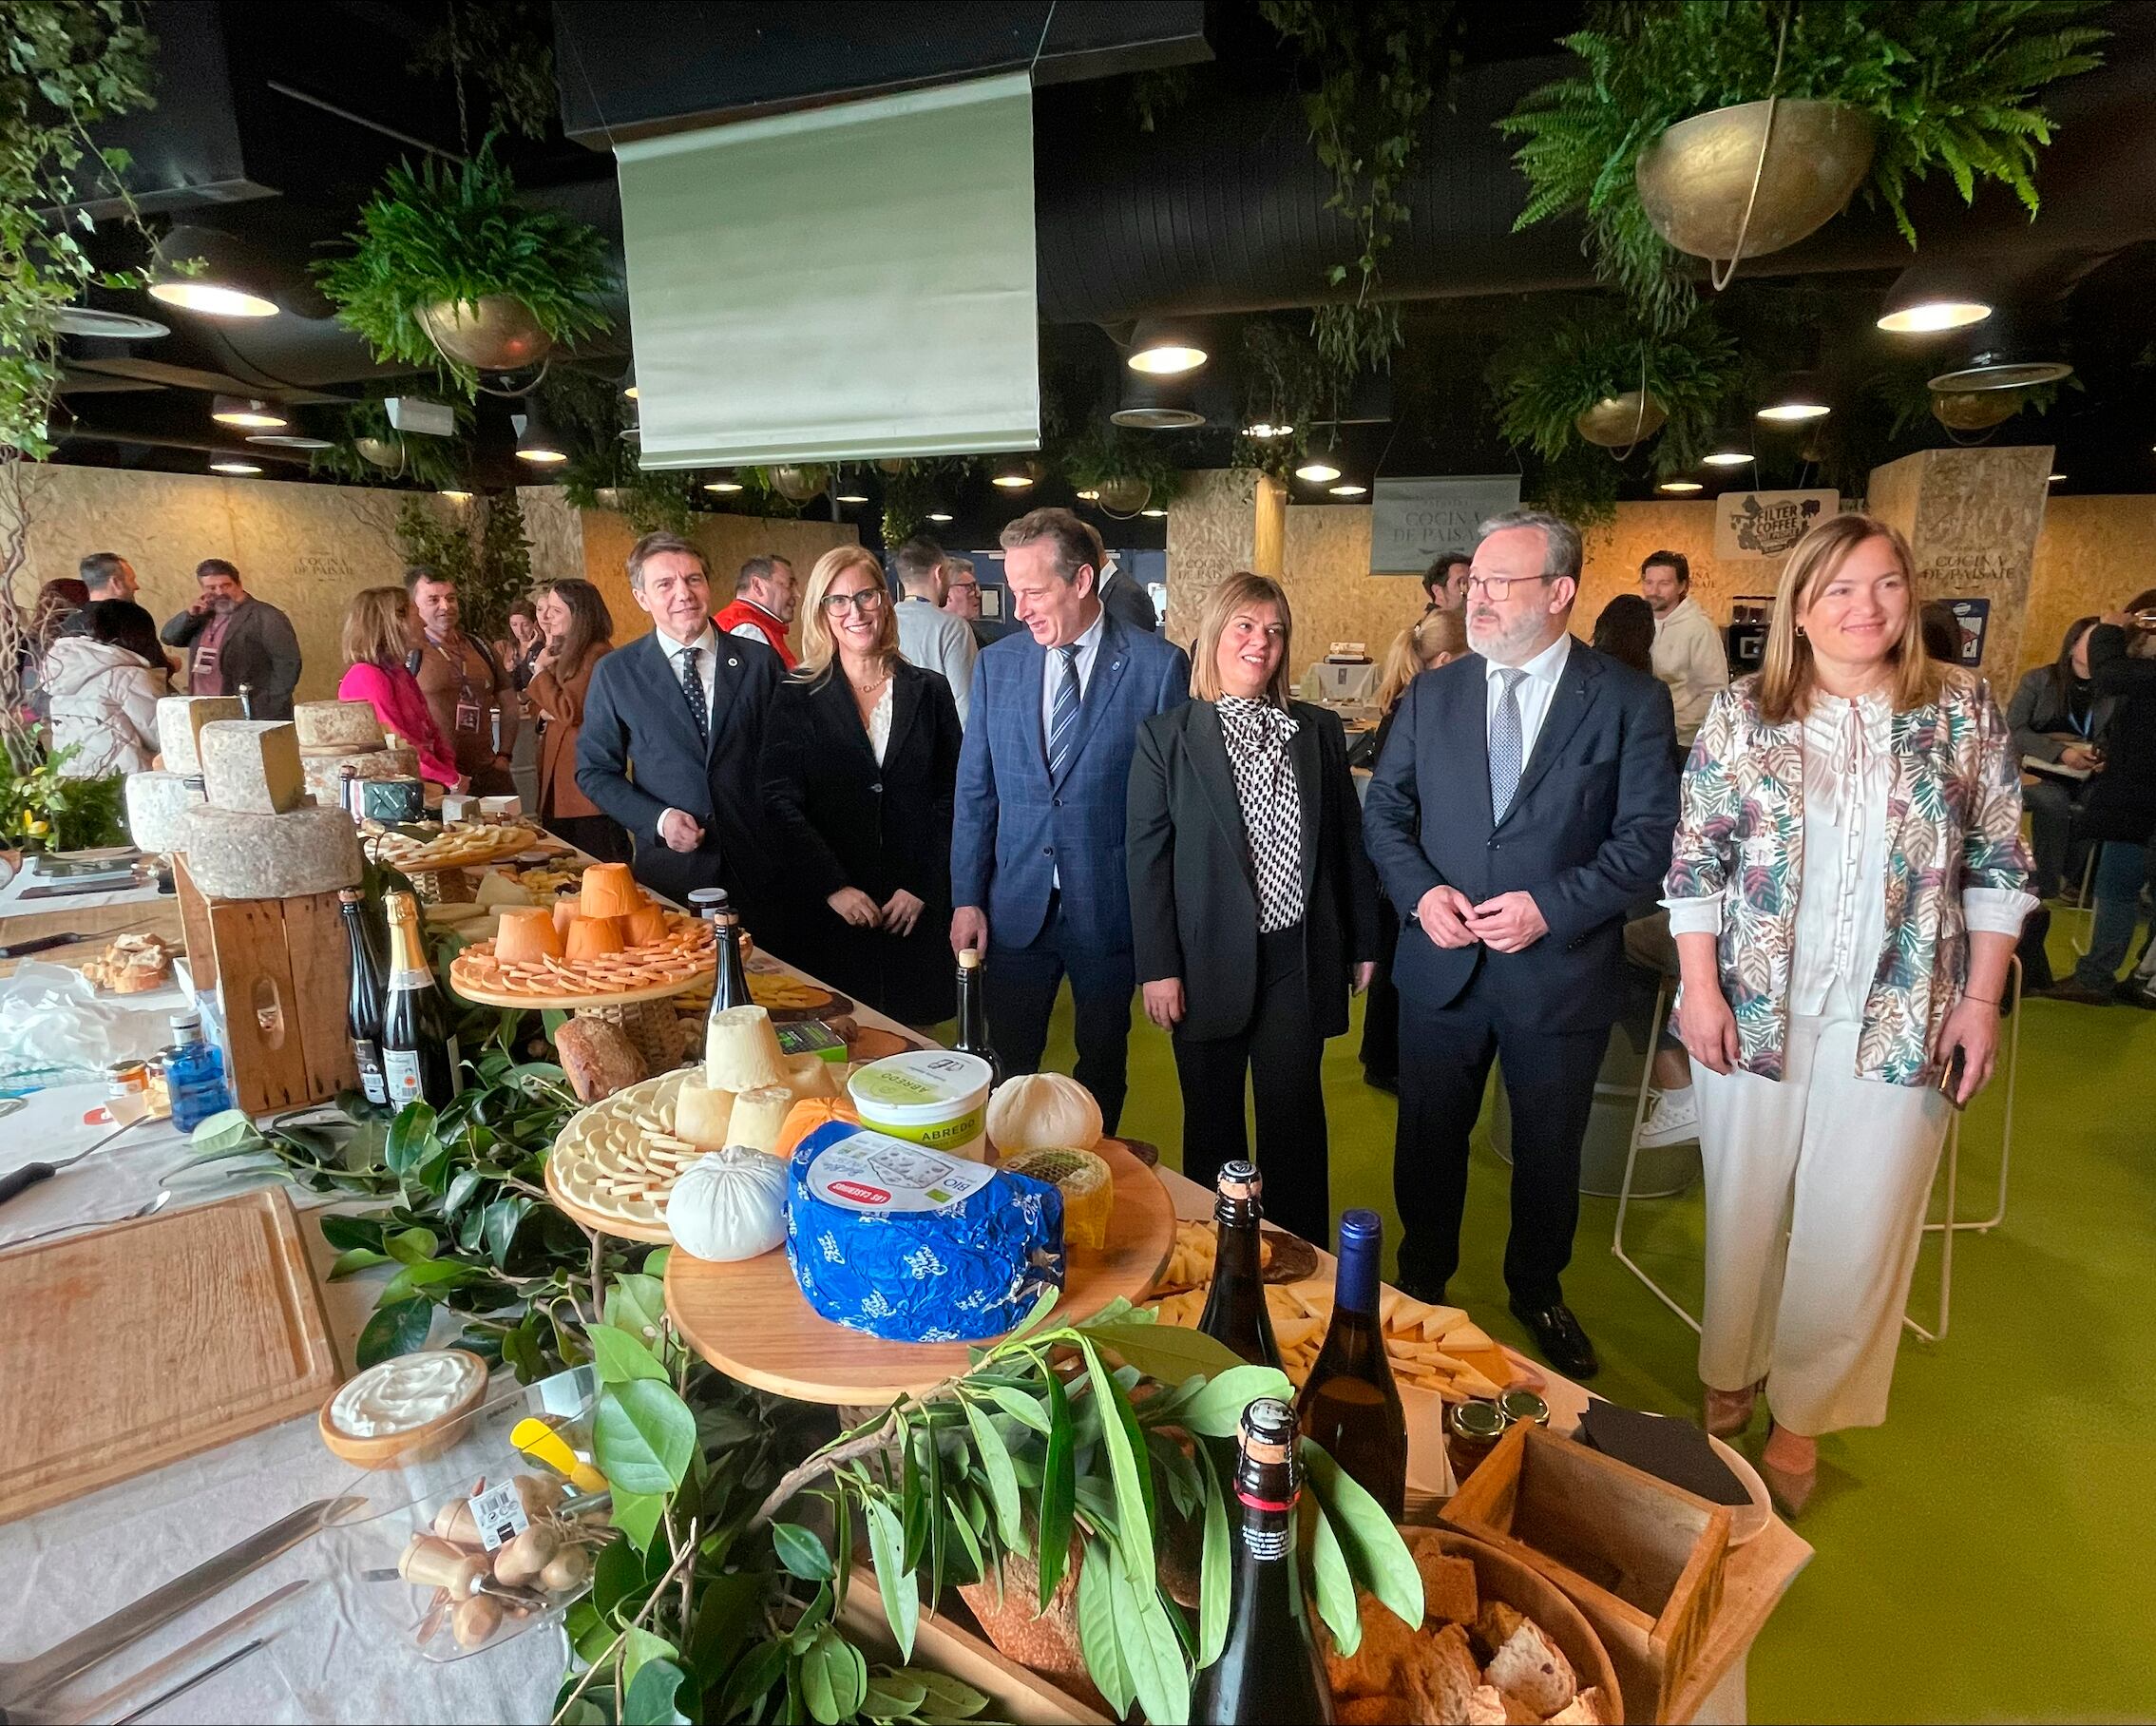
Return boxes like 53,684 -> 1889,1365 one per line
554,862 -> 676,958
291,699 -> 421,808
124,769 -> 205,853
176,709 -> 365,900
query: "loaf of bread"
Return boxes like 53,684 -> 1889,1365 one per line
553,1018 -> 648,1103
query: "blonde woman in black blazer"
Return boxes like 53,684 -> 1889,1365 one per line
1125,570 -> 1383,1247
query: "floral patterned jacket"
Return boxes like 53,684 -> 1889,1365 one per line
1664,672 -> 2032,1084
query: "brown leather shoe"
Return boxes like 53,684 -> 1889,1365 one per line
1703,1382 -> 1759,1438
1760,1422 -> 1818,1517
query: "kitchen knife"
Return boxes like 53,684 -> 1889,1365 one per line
52,1579 -> 315,1726
0,933 -> 86,961
0,1498 -> 361,1711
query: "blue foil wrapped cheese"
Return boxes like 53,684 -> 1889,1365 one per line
785,1122 -> 1065,1342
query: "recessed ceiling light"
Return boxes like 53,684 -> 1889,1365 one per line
209,458 -> 260,475
1327,482 -> 1368,497
1244,421 -> 1293,439
926,510 -> 954,523
703,478 -> 743,493
1658,479 -> 1705,493
211,394 -> 288,430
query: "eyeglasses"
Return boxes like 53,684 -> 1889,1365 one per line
821,589 -> 887,615
944,581 -> 980,594
1463,571 -> 1555,600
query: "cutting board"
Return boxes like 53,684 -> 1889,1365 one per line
0,1188 -> 340,1525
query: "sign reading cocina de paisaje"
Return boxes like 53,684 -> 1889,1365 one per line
1712,489 -> 1841,561
1368,476 -> 1523,573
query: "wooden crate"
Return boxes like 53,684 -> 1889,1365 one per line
1441,1420 -> 1729,1721
839,1570 -> 1109,1726
174,854 -> 358,1113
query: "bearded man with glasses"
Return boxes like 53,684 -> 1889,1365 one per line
1363,509 -> 1679,1378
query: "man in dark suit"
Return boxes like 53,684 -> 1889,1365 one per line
951,508 -> 1190,1133
1364,509 -> 1679,1378
577,530 -> 784,928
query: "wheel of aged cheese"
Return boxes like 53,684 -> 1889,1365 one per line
293,699 -> 386,754
199,719 -> 307,815
179,803 -> 364,898
579,862 -> 641,919
124,771 -> 206,853
494,906 -> 563,963
155,696 -> 245,776
300,745 -> 419,807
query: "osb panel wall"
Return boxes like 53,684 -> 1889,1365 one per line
17,465 -> 450,704
1162,469 -> 1260,642
2019,492 -> 2156,678
1878,444 -> 2053,684
1576,501 -> 1794,636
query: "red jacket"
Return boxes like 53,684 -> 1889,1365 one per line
712,597 -> 796,669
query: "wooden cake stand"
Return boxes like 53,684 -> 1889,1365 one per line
454,968 -> 704,1071
665,1140 -> 1176,1403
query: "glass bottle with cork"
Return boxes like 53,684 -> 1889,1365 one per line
1296,1207 -> 1407,1519
380,890 -> 460,1107
1197,1160 -> 1283,1370
952,948 -> 1002,1088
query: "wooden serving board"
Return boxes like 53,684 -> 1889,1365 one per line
0,1188 -> 340,1525
666,1140 -> 1176,1403
449,967 -> 709,1012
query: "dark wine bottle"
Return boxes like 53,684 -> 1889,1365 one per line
339,888 -> 390,1108
1296,1208 -> 1408,1520
1192,1397 -> 1335,1724
696,890 -> 754,1034
1198,1161 -> 1282,1370
380,891 -> 460,1108
952,948 -> 1002,1087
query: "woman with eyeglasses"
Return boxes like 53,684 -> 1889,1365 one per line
759,546 -> 964,1025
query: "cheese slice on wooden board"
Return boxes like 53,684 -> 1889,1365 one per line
124,770 -> 206,853
292,699 -> 385,754
199,719 -> 306,814
300,744 -> 420,807
179,803 -> 363,898
155,695 -> 244,776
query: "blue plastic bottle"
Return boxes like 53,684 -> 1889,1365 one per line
166,1011 -> 234,1130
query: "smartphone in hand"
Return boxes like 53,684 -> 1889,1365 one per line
1936,1045 -> 1969,1111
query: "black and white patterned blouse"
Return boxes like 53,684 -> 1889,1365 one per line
1215,696 -> 1305,933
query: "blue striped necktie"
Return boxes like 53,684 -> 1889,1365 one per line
1489,667 -> 1528,820
1047,643 -> 1081,778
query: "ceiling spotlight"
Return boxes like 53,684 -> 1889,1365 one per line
1927,349 -> 2074,393
1658,479 -> 1705,494
512,404 -> 567,465
439,488 -> 473,502
209,458 -> 261,475
1126,317 -> 1209,376
926,509 -> 954,523
210,394 -> 288,430
1295,444 -> 1345,485
148,227 -> 281,318
1878,262 -> 1994,335
1244,421 -> 1294,440
703,476 -> 743,493
1755,372 -> 1831,423
1327,482 -> 1368,498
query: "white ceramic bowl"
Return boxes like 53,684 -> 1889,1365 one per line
1707,1433 -> 1773,1544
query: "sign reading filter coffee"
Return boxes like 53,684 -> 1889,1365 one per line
1367,476 -> 1523,574
1713,489 -> 1841,561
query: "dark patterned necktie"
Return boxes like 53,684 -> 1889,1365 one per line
1489,667 -> 1528,820
678,645 -> 708,743
1047,643 -> 1081,778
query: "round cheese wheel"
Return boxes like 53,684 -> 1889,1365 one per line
676,1079 -> 735,1149
179,804 -> 363,899
300,745 -> 421,808
293,700 -> 386,754
704,1005 -> 788,1093
562,915 -> 624,961
124,770 -> 205,853
579,862 -> 641,919
726,1085 -> 796,1156
155,695 -> 244,776
495,907 -> 563,964
622,903 -> 670,947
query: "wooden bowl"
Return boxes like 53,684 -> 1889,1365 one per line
1403,1526 -> 1625,1722
317,1349 -> 490,1470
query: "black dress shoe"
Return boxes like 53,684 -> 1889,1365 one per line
1395,1275 -> 1448,1306
1363,1067 -> 1400,1095
1509,1299 -> 1599,1380
2114,977 -> 2156,1009
2031,979 -> 2116,1006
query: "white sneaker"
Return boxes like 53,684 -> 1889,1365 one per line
1637,1085 -> 1699,1148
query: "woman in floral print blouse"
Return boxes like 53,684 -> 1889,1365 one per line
1663,513 -> 2032,1514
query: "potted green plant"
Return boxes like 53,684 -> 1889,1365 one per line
1062,425 -> 1186,519
1499,1 -> 2108,324
1493,300 -> 1739,472
315,135 -> 615,393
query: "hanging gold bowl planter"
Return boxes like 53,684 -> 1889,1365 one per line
1574,391 -> 1668,450
353,435 -> 402,469
1635,100 -> 1875,264
416,295 -> 555,372
1930,391 -> 2020,432
1095,476 -> 1153,516
769,464 -> 830,504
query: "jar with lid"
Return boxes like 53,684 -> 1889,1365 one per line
1446,1400 -> 1508,1484
1498,1390 -> 1550,1429
105,1060 -> 150,1126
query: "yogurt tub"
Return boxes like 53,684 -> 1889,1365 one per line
847,1049 -> 994,1160
319,1348 -> 490,1467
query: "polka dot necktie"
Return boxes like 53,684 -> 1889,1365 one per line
678,645 -> 708,743
1489,667 -> 1528,821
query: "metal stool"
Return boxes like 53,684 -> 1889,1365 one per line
1612,976 -> 1703,1335
2071,850 -> 2099,956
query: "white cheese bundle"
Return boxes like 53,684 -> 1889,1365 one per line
199,719 -> 306,815
293,700 -> 385,754
300,744 -> 421,808
155,696 -> 245,777
179,803 -> 363,899
124,771 -> 205,853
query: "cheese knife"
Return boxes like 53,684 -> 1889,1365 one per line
0,1117 -> 151,1210
0,1498 -> 361,1713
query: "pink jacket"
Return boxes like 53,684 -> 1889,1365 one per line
338,661 -> 462,787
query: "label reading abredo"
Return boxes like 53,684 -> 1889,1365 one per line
806,1128 -> 997,1215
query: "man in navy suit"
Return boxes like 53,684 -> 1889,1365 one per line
1364,509 -> 1678,1378
951,508 -> 1190,1133
577,530 -> 784,930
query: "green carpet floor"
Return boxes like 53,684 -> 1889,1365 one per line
1035,913 -> 2156,1723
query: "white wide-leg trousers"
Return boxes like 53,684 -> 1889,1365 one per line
1692,1013 -> 1950,1436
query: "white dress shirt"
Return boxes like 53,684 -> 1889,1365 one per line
1039,605 -> 1107,750
865,678 -> 893,766
1483,631 -> 1572,766
1665,689 -> 2036,1016
658,625 -> 719,838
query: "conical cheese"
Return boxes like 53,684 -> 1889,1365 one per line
675,1079 -> 735,1150
725,1085 -> 795,1155
703,1005 -> 788,1092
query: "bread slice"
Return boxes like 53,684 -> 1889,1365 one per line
1416,1550 -> 1480,1629
1409,1623 -> 1483,1725
1547,1686 -> 1609,1725
1479,1602 -> 1577,1719
1325,1592 -> 1426,1701
1463,1685 -> 1509,1726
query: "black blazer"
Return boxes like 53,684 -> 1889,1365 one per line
759,662 -> 964,1022
2081,623 -> 2156,845
1126,700 -> 1383,1044
1100,570 -> 1159,635
575,629 -> 784,911
1362,641 -> 1679,1033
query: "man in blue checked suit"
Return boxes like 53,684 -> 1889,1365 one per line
950,508 -> 1190,1132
